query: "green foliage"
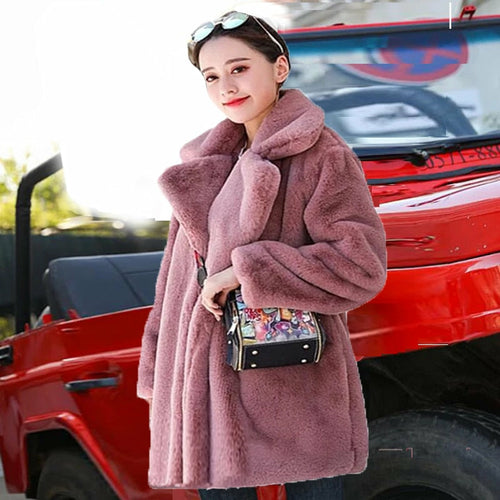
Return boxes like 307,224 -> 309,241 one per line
0,150 -> 82,232
0,315 -> 14,341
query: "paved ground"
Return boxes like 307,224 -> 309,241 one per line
0,462 -> 27,499
0,481 -> 26,500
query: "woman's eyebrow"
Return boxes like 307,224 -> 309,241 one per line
201,57 -> 251,74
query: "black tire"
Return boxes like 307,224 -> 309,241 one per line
36,448 -> 119,500
343,406 -> 500,500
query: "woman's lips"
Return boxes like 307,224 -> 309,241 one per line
223,96 -> 249,107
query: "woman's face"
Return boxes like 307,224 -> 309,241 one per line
198,36 -> 289,138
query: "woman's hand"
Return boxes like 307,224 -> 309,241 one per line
201,266 -> 240,321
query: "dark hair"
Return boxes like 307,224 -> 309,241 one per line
189,13 -> 291,78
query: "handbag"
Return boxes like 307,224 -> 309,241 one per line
223,287 -> 326,371
193,250 -> 326,371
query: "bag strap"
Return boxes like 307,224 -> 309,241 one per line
194,250 -> 207,287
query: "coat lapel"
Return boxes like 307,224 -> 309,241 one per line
157,89 -> 325,256
233,150 -> 281,244
158,155 -> 236,255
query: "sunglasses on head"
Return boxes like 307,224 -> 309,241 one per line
188,11 -> 284,66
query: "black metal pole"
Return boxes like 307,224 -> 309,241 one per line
15,154 -> 63,334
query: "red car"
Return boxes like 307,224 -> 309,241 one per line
1,7 -> 499,500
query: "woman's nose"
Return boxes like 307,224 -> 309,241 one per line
220,75 -> 237,97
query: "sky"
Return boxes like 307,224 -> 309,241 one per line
0,0 -> 289,221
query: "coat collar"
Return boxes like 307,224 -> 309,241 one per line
179,88 -> 324,161
158,89 -> 324,255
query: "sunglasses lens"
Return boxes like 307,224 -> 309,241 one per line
188,11 -> 282,67
192,22 -> 215,43
221,12 -> 249,30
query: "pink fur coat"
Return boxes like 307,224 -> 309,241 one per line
136,88 -> 387,490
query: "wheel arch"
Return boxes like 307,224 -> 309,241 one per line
358,332 -> 500,421
25,429 -> 90,498
24,427 -> 123,499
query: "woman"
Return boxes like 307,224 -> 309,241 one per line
137,10 -> 387,500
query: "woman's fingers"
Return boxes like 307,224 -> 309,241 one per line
217,290 -> 229,307
201,266 -> 239,320
201,290 -> 223,320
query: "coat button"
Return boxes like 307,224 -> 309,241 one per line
250,363 -> 257,368
303,344 -> 310,349
251,350 -> 258,355
301,359 -> 308,363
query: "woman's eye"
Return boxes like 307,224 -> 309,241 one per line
232,66 -> 247,74
205,75 -> 217,83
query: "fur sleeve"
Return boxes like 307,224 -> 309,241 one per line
136,216 -> 179,401
231,146 -> 387,315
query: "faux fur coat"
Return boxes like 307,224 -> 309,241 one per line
136,88 -> 387,490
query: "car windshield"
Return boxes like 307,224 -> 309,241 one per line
284,21 -> 500,148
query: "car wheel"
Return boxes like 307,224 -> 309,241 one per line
37,448 -> 119,500
343,406 -> 500,500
